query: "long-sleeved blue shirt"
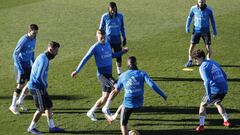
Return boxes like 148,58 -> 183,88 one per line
75,41 -> 125,75
186,5 -> 217,35
99,12 -> 126,45
199,60 -> 228,101
28,53 -> 49,90
13,34 -> 36,74
117,70 -> 166,108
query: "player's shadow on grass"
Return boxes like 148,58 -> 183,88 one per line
151,77 -> 240,82
137,106 -> 240,115
62,130 -> 121,134
221,64 -> 240,68
0,95 -> 83,100
138,129 -> 240,135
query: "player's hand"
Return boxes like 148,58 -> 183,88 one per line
71,71 -> 78,78
122,38 -> 126,46
122,47 -> 128,53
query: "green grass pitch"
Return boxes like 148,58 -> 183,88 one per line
0,0 -> 239,135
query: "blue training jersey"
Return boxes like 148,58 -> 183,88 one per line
117,70 -> 166,108
13,34 -> 36,74
186,5 -> 217,35
75,41 -> 125,75
28,53 -> 49,90
99,12 -> 126,45
199,60 -> 228,100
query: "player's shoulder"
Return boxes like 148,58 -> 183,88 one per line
191,5 -> 198,10
206,5 -> 213,11
200,60 -> 211,69
102,12 -> 109,18
18,34 -> 29,42
117,12 -> 124,17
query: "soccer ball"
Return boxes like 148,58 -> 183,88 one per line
129,130 -> 139,135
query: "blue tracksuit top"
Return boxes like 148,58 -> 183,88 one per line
13,34 -> 36,74
75,41 -> 125,75
199,60 -> 228,100
117,70 -> 166,108
99,12 -> 126,45
186,5 -> 217,35
28,53 -> 49,90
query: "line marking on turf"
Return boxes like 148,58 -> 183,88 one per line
182,68 -> 194,71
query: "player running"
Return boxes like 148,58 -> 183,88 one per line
185,0 -> 217,67
9,24 -> 39,115
102,56 -> 167,135
99,2 -> 126,75
191,49 -> 231,132
71,29 -> 128,121
27,41 -> 65,134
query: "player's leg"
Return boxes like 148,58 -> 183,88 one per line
196,95 -> 208,132
46,106 -> 65,132
9,70 -> 26,114
16,84 -> 29,112
112,45 -> 123,75
213,94 -> 231,127
87,91 -> 110,121
112,104 -> 123,120
120,106 -> 133,135
27,89 -> 44,134
185,33 -> 200,67
203,32 -> 212,59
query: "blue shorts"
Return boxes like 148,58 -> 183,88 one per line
98,74 -> 116,93
202,93 -> 226,106
15,64 -> 31,84
191,32 -> 211,45
30,88 -> 53,112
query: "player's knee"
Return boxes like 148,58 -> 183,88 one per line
214,101 -> 221,106
15,88 -> 22,94
199,112 -> 206,116
101,95 -> 108,103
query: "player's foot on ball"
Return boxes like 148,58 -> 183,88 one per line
184,60 -> 193,67
223,120 -> 231,127
87,111 -> 98,121
49,127 -> 65,133
196,125 -> 204,132
9,106 -> 20,115
27,128 -> 43,134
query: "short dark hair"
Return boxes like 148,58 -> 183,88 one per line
191,49 -> 206,59
29,24 -> 39,31
108,2 -> 118,18
48,41 -> 60,48
128,56 -> 137,64
97,29 -> 106,36
109,2 -> 117,8
128,56 -> 138,70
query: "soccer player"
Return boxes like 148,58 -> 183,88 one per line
184,0 -> 217,67
27,41 -> 65,134
99,2 -> 126,75
9,24 -> 39,115
102,56 -> 167,135
71,29 -> 128,121
191,49 -> 231,132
